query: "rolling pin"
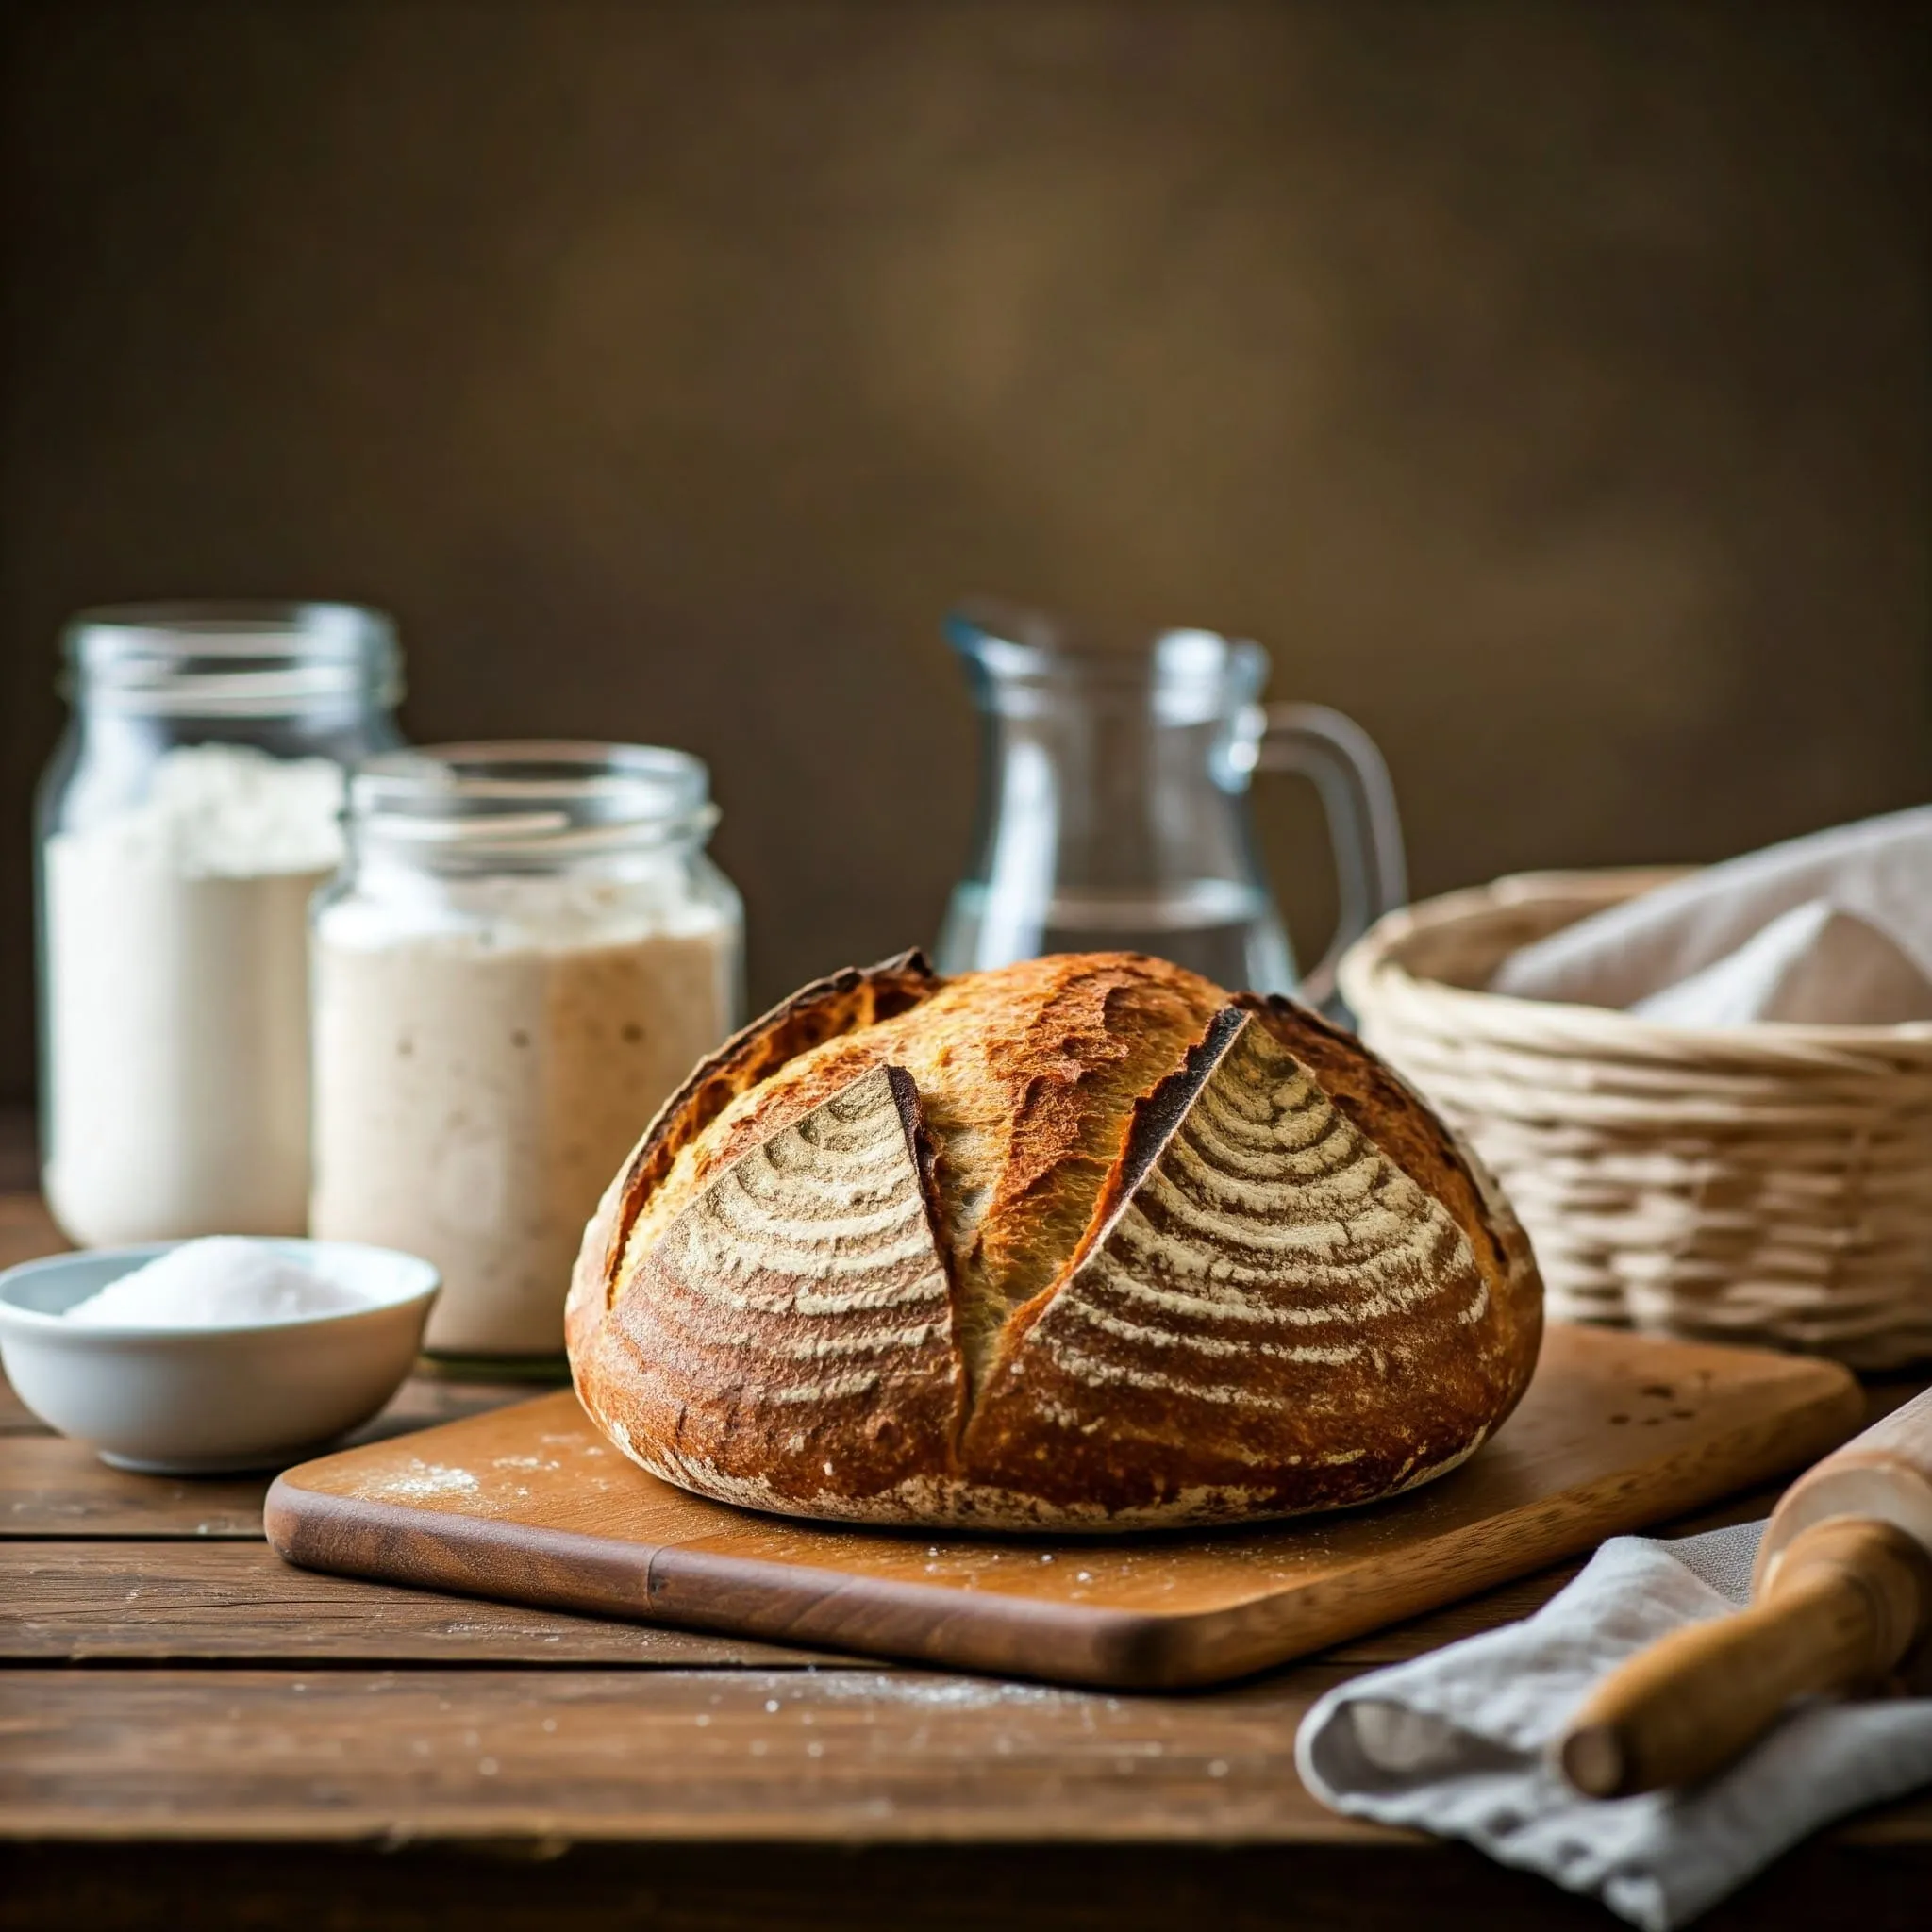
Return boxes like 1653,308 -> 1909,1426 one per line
1559,1385 -> 1932,1799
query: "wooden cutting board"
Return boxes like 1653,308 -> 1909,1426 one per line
267,1323 -> 1860,1690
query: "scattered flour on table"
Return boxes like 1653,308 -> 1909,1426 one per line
799,1674 -> 1079,1709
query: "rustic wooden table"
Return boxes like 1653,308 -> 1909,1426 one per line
1,1148 -> 1925,1929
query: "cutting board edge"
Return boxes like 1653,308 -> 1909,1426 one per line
266,1474 -> 1184,1686
1158,1354 -> 1868,1686
266,1475 -> 653,1624
263,1332 -> 1871,1691
265,1354 -> 1866,1690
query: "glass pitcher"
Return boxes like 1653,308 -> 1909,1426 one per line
934,601 -> 1407,1005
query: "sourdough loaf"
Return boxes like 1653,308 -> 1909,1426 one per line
567,951 -> 1541,1530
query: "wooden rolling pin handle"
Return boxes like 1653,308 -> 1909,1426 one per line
1557,1517 -> 1932,1800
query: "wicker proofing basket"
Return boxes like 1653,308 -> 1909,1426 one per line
1338,869 -> 1932,1368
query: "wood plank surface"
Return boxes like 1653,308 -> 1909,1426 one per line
269,1324 -> 1862,1688
0,1378 -> 540,1531
2,1472 -> 1790,1671
0,1544 -> 839,1667
0,1663 -> 1382,1842
2,1435 -> 271,1539
6,1665 -> 1928,1850
0,1541 -> 1609,1669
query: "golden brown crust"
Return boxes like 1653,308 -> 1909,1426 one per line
1234,991 -> 1542,1436
569,953 -> 1544,1532
576,951 -> 941,1307
611,953 -> 1227,1380
565,950 -> 942,1374
575,1062 -> 968,1510
960,1011 -> 1519,1520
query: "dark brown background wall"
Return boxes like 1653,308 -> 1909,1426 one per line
2,1 -> 1926,1102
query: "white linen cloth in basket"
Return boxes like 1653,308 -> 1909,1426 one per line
1491,806 -> 1932,1024
1295,1521 -> 1932,1931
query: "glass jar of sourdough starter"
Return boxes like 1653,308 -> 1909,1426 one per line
35,602 -> 404,1246
309,742 -> 743,1366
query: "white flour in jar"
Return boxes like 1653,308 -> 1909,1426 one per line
309,876 -> 736,1357
42,744 -> 345,1246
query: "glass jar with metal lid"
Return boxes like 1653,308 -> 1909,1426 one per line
35,602 -> 404,1246
308,741 -> 744,1365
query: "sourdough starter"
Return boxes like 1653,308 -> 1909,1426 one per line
310,878 -> 736,1357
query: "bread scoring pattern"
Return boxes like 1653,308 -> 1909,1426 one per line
591,1061 -> 967,1507
964,1013 -> 1507,1518
1030,1016 -> 1483,1383
569,952 -> 1542,1531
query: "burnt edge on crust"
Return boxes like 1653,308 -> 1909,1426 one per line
596,948 -> 944,1307
1111,1006 -> 1248,1207
885,1060 -> 953,1287
883,1061 -> 976,1464
989,1004 -> 1244,1365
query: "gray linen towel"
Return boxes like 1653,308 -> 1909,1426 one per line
1295,1523 -> 1932,1930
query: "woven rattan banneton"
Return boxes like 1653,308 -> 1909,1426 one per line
1339,871 -> 1932,1369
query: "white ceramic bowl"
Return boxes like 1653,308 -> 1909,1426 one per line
0,1240 -> 440,1474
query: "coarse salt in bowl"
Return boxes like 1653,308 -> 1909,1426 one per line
0,1237 -> 439,1473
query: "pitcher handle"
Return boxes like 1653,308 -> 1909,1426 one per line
1256,703 -> 1407,1008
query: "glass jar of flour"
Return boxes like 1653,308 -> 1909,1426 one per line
309,742 -> 743,1365
35,603 -> 404,1246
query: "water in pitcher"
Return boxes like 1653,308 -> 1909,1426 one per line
935,603 -> 1404,1004
939,878 -> 1294,990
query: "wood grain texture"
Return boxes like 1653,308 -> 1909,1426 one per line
3,1436 -> 270,1539
1,1369 -> 529,1441
270,1324 -> 1863,1688
6,1665 -> 1928,1854
0,1540 -> 1638,1670
0,1663 -> 1377,1842
0,1544 -> 837,1667
0,1377 -> 538,1535
0,1130 -> 1922,1925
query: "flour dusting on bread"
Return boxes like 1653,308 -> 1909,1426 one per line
568,951 -> 1541,1531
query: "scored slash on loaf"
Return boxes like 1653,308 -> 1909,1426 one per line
613,1061 -> 966,1510
567,951 -> 1542,1532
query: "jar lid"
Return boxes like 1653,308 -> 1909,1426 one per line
347,741 -> 718,866
64,602 -> 403,716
